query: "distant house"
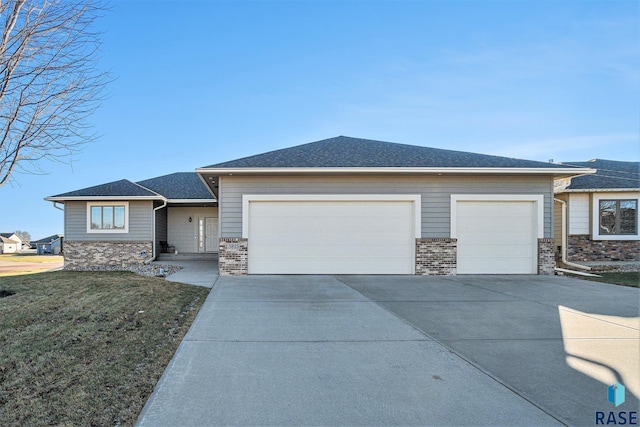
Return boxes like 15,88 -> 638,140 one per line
33,234 -> 64,255
0,233 -> 21,254
554,159 -> 640,263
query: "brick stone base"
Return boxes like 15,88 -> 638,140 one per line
567,235 -> 640,262
219,238 -> 248,275
415,238 -> 457,275
64,241 -> 153,269
538,238 -> 555,275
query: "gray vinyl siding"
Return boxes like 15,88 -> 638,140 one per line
167,206 -> 218,253
64,200 -> 154,241
155,205 -> 168,254
219,174 -> 555,238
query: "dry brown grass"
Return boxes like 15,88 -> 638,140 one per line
0,270 -> 210,426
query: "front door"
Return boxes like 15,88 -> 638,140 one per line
198,217 -> 218,252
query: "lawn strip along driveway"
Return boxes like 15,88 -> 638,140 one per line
137,275 -> 561,426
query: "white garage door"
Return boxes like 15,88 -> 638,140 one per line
455,200 -> 539,274
245,196 -> 419,274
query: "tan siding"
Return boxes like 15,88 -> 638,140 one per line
64,200 -> 153,241
219,175 -> 554,238
554,200 -> 563,249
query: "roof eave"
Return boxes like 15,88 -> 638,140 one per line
556,188 -> 640,194
44,195 -> 164,202
166,198 -> 217,204
196,166 -> 595,178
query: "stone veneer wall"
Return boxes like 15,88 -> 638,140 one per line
567,235 -> 640,262
537,238 -> 555,275
219,238 -> 248,276
64,241 -> 153,269
415,238 -> 457,275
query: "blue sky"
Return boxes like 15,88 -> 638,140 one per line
1,0 -> 638,241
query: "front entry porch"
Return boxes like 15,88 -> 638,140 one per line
155,205 -> 219,259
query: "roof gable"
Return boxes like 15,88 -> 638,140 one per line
202,136 -> 575,169
560,159 -> 639,190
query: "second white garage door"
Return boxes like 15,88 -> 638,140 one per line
453,196 -> 543,274
244,195 -> 420,274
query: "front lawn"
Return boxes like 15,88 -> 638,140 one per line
0,271 -> 210,426
0,254 -> 63,263
580,271 -> 640,288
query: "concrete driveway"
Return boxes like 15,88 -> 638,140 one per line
137,275 -> 639,426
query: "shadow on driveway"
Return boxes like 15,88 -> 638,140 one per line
337,274 -> 640,426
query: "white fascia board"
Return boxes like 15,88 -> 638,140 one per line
166,199 -> 217,203
556,188 -> 639,194
196,166 -> 595,177
44,196 -> 162,202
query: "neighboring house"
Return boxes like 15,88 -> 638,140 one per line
554,159 -> 640,263
0,233 -> 21,254
47,136 -> 593,275
33,234 -> 64,255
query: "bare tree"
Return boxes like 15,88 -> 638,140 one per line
0,0 -> 109,187
14,229 -> 30,243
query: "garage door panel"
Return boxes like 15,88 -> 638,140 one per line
456,200 -> 537,274
458,244 -> 533,259
247,199 -> 416,274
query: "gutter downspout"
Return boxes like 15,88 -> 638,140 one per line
554,198 -> 591,271
146,198 -> 167,264
53,201 -> 64,211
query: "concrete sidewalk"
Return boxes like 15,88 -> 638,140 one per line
153,260 -> 218,288
136,275 -> 564,426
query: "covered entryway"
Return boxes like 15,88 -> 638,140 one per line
243,195 -> 421,274
452,195 -> 543,274
167,207 -> 219,254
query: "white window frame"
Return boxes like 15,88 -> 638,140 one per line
241,194 -> 422,239
450,194 -> 545,239
592,193 -> 639,241
87,202 -> 129,234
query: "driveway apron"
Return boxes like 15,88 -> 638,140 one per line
337,275 -> 640,426
137,275 -> 561,426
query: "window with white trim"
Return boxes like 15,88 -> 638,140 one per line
87,202 -> 129,233
599,199 -> 637,235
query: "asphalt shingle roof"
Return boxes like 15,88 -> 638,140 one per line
137,173 -> 213,200
32,234 -> 63,244
49,173 -> 214,200
203,136 -> 575,169
50,179 -> 160,198
560,159 -> 639,190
